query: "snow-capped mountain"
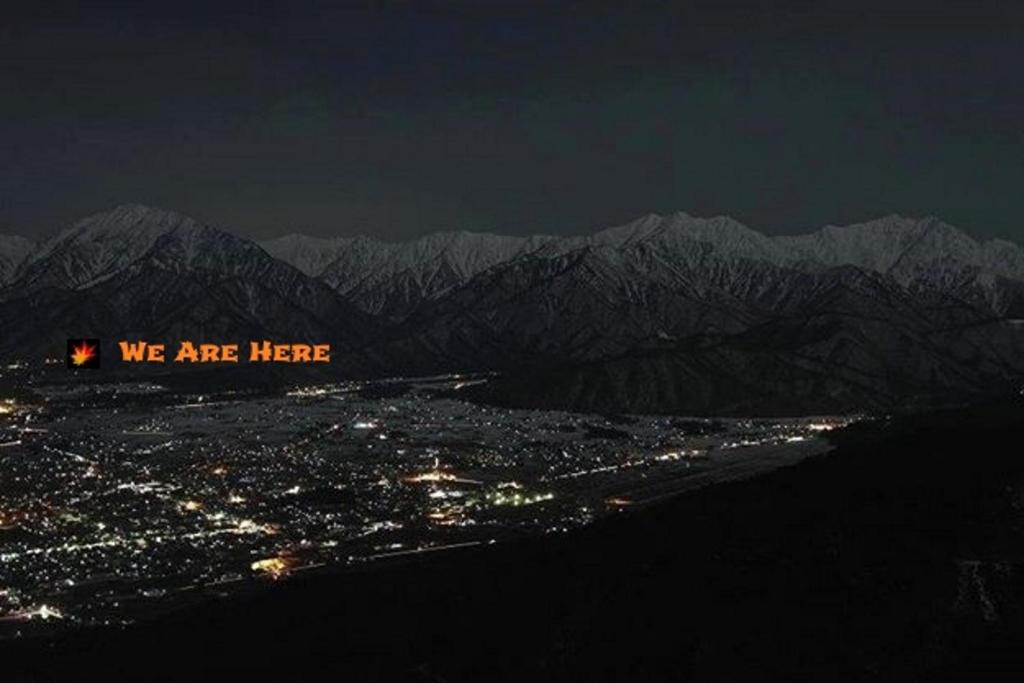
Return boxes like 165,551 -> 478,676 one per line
9,204 -> 344,296
774,215 -> 1024,315
775,215 -> 1024,278
578,212 -> 1024,302
11,204 -> 207,293
0,234 -> 34,284
579,212 -> 786,263
0,205 -> 380,372
259,234 -> 353,277
265,211 -> 1024,320
308,210 -> 1023,410
431,212 -> 1024,414
278,231 -> 555,320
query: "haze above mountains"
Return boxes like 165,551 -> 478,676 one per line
2,204 -> 1023,415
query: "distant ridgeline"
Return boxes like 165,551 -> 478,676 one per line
2,204 -> 1023,414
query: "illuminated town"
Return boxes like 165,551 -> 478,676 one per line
0,370 -> 853,637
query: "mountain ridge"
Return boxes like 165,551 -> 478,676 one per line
258,210 -> 1024,319
0,204 -> 383,374
2,204 -> 1022,415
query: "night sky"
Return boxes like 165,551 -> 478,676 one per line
3,1 -> 1023,242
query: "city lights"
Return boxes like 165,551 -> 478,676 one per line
0,371 -> 853,636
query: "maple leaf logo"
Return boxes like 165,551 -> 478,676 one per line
66,339 -> 100,369
70,341 -> 95,366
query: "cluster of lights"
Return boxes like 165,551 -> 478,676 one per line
402,470 -> 457,484
0,604 -> 65,622
0,371 -> 859,636
250,556 -> 293,579
285,386 -> 332,397
487,491 -> 554,507
655,449 -> 703,461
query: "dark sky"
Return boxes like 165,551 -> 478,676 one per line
3,1 -> 1023,242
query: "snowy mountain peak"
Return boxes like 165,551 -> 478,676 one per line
0,234 -> 35,284
260,233 -> 353,276
775,214 -> 1024,281
35,204 -> 207,257
15,204 -> 237,292
588,212 -> 782,262
259,209 -> 1024,319
68,203 -> 202,235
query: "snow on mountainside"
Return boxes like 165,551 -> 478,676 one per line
314,231 -> 556,318
584,212 -> 1024,285
0,204 -> 382,369
11,206 -> 1024,319
582,212 -> 786,263
6,204 -> 366,308
0,234 -> 34,284
265,212 -> 792,320
261,231 -> 558,318
263,210 -> 1024,320
9,203 -> 351,294
982,238 -> 1024,277
259,234 -> 352,277
12,204 -> 209,292
774,215 -> 1024,314
775,214 -> 1024,281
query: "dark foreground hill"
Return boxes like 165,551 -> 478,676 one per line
463,317 -> 1024,416
4,401 -> 1024,681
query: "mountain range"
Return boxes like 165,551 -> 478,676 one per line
2,204 -> 1023,414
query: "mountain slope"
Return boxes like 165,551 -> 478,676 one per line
259,234 -> 353,277
776,215 -> 1024,314
775,215 -> 1024,279
315,231 -> 555,320
0,205 -> 382,374
9,204 -> 203,294
0,234 -> 34,284
269,212 -> 1024,322
462,315 -> 1024,416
